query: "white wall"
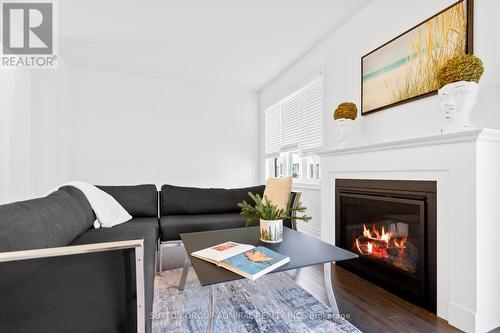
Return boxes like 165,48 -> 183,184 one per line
260,0 -> 500,149
0,71 -> 35,204
31,61 -> 71,196
67,67 -> 260,189
259,0 -> 500,236
0,63 -> 71,203
2,63 -> 260,202
0,71 -> 13,204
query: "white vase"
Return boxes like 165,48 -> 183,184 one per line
334,118 -> 354,148
438,81 -> 479,132
259,219 -> 283,243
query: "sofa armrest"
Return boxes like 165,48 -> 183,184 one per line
0,239 -> 143,261
0,240 -> 146,333
289,191 -> 302,231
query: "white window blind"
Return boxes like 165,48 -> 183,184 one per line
280,92 -> 299,149
265,73 -> 323,156
264,103 -> 281,156
298,75 -> 323,151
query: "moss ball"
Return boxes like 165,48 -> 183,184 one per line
436,54 -> 484,88
334,102 -> 357,120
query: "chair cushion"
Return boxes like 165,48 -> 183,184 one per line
0,190 -> 94,252
263,177 -> 292,210
97,184 -> 158,217
160,185 -> 265,215
71,217 -> 159,333
160,213 -> 248,241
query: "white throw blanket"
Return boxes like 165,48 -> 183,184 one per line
59,181 -> 132,228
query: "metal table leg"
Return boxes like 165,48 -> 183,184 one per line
178,251 -> 190,291
207,284 -> 216,333
324,262 -> 340,315
158,241 -> 163,276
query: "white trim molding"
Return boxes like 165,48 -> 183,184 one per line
319,128 -> 500,157
293,181 -> 321,191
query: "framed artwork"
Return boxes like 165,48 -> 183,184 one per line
361,0 -> 473,115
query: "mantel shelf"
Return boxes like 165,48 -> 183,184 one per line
319,128 -> 500,157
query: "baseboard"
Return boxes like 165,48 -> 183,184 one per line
448,301 -> 476,333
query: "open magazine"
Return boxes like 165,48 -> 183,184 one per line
191,242 -> 290,280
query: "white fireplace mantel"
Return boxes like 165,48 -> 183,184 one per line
319,128 -> 500,333
319,128 -> 500,157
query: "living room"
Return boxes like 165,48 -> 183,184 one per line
1,0 -> 499,332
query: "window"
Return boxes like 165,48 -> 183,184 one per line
264,72 -> 323,182
274,152 -> 301,179
306,155 -> 320,180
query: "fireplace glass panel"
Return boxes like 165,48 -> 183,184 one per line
339,194 -> 423,278
335,179 -> 436,312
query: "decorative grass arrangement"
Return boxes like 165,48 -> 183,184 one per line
334,102 -> 358,120
389,2 -> 467,103
238,192 -> 310,228
436,54 -> 484,88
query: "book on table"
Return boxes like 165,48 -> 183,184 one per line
191,241 -> 290,280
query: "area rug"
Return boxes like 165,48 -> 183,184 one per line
153,268 -> 362,333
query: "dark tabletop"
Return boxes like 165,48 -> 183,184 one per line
180,226 -> 358,286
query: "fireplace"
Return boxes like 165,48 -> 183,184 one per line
335,179 -> 436,312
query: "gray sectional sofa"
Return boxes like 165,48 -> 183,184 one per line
0,183 -> 290,333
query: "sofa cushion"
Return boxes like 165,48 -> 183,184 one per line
124,217 -> 159,238
97,184 -> 158,217
71,217 -> 159,333
160,185 -> 265,216
59,185 -> 96,223
160,213 -> 248,241
0,190 -> 94,252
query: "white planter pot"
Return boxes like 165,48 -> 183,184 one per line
438,81 -> 479,132
259,219 -> 283,243
334,118 -> 355,148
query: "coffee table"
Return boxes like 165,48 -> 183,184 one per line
179,226 -> 357,333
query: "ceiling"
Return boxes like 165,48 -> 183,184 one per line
59,0 -> 371,90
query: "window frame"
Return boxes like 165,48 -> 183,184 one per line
263,67 -> 325,184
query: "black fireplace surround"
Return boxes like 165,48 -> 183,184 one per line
335,179 -> 437,313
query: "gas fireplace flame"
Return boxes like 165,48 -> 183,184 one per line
353,224 -> 417,274
355,238 -> 373,255
394,236 -> 407,249
361,224 -> 392,245
362,224 -> 371,238
355,224 -> 402,257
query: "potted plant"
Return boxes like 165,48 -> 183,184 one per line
436,54 -> 484,130
238,193 -> 311,243
334,102 -> 357,147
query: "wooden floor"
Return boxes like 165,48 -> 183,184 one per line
284,264 -> 461,333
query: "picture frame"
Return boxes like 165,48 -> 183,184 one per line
361,0 -> 474,115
